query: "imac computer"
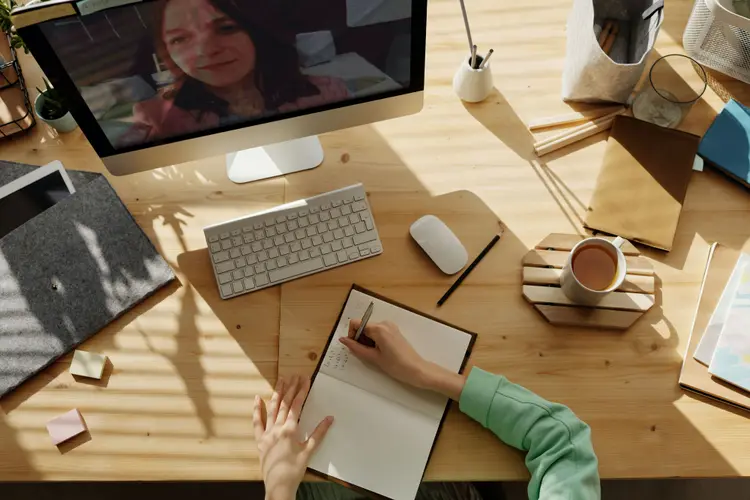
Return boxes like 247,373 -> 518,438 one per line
14,0 -> 426,183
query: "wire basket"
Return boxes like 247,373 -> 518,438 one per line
684,0 -> 750,84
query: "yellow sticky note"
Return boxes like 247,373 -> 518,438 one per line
70,350 -> 107,379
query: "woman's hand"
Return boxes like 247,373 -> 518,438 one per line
339,320 -> 467,400
254,375 -> 334,500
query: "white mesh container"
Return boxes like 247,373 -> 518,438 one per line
684,0 -> 750,83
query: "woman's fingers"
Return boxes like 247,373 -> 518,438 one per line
265,377 -> 284,429
304,415 -> 334,457
339,337 -> 378,363
252,395 -> 266,442
276,375 -> 299,425
348,319 -> 361,339
288,376 -> 311,423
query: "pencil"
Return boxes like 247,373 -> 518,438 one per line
471,44 -> 477,69
479,49 -> 494,69
437,230 -> 503,307
458,0 -> 474,54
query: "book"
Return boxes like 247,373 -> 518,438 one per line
298,285 -> 477,500
698,99 -> 750,189
584,115 -> 701,251
694,254 -> 750,365
708,266 -> 750,393
679,243 -> 750,412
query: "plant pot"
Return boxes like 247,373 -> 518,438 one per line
34,94 -> 77,133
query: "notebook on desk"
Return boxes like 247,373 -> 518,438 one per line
298,285 -> 477,500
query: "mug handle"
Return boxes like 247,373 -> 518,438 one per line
612,236 -> 627,248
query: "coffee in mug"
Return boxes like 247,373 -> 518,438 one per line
560,237 -> 628,305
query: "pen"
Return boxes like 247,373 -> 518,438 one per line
458,0 -> 474,54
354,302 -> 374,342
437,229 -> 503,307
479,49 -> 494,69
471,44 -> 477,69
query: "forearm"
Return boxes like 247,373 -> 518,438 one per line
417,361 -> 467,401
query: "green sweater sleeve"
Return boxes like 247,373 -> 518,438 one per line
459,367 -> 600,500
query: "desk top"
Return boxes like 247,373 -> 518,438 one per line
2,0 -> 750,483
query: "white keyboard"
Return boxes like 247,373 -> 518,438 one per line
204,184 -> 383,299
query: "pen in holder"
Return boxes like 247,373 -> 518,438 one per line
453,54 -> 493,103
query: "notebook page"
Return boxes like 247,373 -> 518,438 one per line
320,288 -> 473,419
299,373 -> 438,500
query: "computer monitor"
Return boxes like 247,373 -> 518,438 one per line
14,0 -> 426,183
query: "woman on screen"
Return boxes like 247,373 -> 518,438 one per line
120,0 -> 349,145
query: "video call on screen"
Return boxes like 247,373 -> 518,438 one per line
40,0 -> 414,150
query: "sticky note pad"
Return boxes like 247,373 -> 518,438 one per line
47,409 -> 87,446
70,350 -> 107,379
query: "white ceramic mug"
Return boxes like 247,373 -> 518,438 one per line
560,237 -> 627,305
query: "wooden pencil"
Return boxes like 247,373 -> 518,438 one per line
527,105 -> 624,131
534,109 -> 626,156
532,108 -> 626,149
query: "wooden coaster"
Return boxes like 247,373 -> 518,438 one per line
522,234 -> 655,330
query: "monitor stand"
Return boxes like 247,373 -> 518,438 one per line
226,136 -> 324,184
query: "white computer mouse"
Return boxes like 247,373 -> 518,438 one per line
409,215 -> 468,275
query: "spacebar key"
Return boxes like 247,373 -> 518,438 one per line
269,257 -> 324,282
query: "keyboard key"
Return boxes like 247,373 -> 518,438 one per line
299,250 -> 310,261
247,254 -> 258,265
354,222 -> 366,234
277,257 -> 288,267
216,261 -> 235,274
220,232 -> 231,240
354,193 -> 365,201
265,219 -> 275,227
276,224 -> 287,234
210,242 -> 222,253
310,248 -> 322,258
230,248 -> 241,259
331,207 -> 342,218
312,235 -> 323,245
233,281 -> 243,293
265,227 -> 276,238
327,220 -> 338,231
221,240 -> 232,250
263,239 -> 273,250
338,217 -> 349,227
321,243 -> 332,254
337,250 -> 348,263
244,278 -> 255,290
253,222 -> 264,230
221,284 -> 233,297
255,231 -> 265,240
232,236 -> 242,246
343,197 -> 354,204
298,216 -> 309,227
291,242 -> 302,252
323,232 -> 334,243
310,206 -> 320,214
288,253 -> 299,264
352,201 -> 367,212
333,229 -> 344,239
267,260 -> 277,271
287,213 -> 298,220
371,244 -> 382,253
268,248 -> 279,259
301,238 -> 312,249
243,226 -> 253,233
232,229 -> 241,236
255,273 -> 270,287
354,231 -> 378,245
365,219 -> 374,230
284,233 -> 295,243
274,235 -> 284,246
233,270 -> 243,280
255,263 -> 266,273
234,258 -> 246,268
320,212 -> 331,222
344,226 -> 355,237
244,266 -> 255,277
218,272 -> 232,284
208,235 -> 219,243
309,214 -> 320,224
341,205 -> 352,216
269,257 -> 324,282
322,203 -> 331,210
213,251 -> 229,263
287,220 -> 299,231
360,248 -> 371,256
349,213 -> 360,224
323,253 -> 337,266
343,237 -> 353,248
251,242 -> 262,252
276,215 -> 287,224
243,234 -> 254,244
257,251 -> 268,262
317,223 -> 327,234
306,226 -> 317,237
332,241 -> 343,251
332,200 -> 342,207
296,229 -> 306,239
279,244 -> 290,255
299,209 -> 309,217
348,249 -> 359,260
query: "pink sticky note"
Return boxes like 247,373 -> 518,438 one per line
47,409 -> 87,446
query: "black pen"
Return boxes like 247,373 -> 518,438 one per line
437,230 -> 503,306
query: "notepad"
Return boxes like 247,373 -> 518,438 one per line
298,285 -> 476,500
698,99 -> 750,189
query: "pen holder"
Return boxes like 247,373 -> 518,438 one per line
453,55 -> 493,103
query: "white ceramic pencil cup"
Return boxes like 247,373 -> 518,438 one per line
453,55 -> 493,103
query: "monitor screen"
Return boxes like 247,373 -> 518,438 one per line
37,0 -> 415,152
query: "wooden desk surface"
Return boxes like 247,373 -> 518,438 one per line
2,0 -> 750,483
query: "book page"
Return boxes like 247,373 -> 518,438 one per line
695,255 -> 750,365
299,373 -> 438,500
320,288 -> 473,419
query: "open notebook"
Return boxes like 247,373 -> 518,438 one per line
298,285 -> 477,500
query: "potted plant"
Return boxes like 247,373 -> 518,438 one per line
35,77 -> 77,133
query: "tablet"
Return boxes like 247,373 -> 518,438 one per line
0,161 -> 76,238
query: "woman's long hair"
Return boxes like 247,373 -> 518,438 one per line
154,0 -> 319,116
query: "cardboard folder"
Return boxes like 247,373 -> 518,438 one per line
0,161 -> 175,398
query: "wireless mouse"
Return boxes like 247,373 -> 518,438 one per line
409,215 -> 468,275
